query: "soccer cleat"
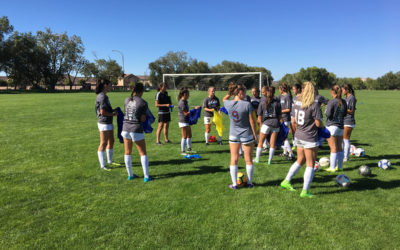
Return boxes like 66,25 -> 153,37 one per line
343,158 -> 348,162
155,142 -> 162,145
218,141 -> 223,145
164,140 -> 172,143
186,149 -> 197,154
127,175 -> 135,180
267,160 -> 272,165
335,167 -> 344,172
300,190 -> 315,198
205,143 -> 209,146
280,180 -> 296,191
110,162 -> 123,167
180,152 -> 187,156
247,183 -> 254,188
101,166 -> 111,171
253,158 -> 260,163
280,152 -> 289,157
144,176 -> 153,183
286,154 -> 295,161
325,168 -> 336,173
228,184 -> 238,190
292,146 -> 296,150
262,147 -> 269,152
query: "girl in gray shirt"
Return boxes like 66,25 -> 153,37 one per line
223,83 -> 257,190
178,88 -> 200,155
341,84 -> 357,161
279,83 -> 295,159
121,83 -> 152,182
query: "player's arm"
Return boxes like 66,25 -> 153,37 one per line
249,112 -> 257,140
155,100 -> 170,108
100,109 -> 116,117
291,116 -> 296,134
315,119 -> 323,128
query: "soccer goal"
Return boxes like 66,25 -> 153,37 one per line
162,72 -> 268,92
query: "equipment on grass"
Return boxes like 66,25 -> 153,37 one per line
184,154 -> 202,159
358,165 -> 372,176
314,161 -> 320,171
350,145 -> 357,155
336,174 -> 351,187
378,159 -> 391,170
354,148 -> 365,157
319,157 -> 330,167
209,135 -> 216,143
237,172 -> 248,187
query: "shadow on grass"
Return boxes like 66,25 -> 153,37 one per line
150,158 -> 207,167
155,165 -> 225,179
351,140 -> 371,147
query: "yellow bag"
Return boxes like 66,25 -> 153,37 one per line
213,110 -> 225,137
252,111 -> 260,133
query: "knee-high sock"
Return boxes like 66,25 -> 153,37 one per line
337,151 -> 344,169
186,138 -> 192,150
269,148 -> 275,162
140,155 -> 149,178
181,138 -> 186,152
246,165 -> 254,184
284,140 -> 293,154
285,162 -> 302,181
106,149 -> 113,164
343,139 -> 350,159
330,152 -> 337,170
124,154 -> 132,177
303,166 -> 314,191
98,151 -> 106,168
205,132 -> 209,143
239,145 -> 243,155
256,147 -> 263,159
230,165 -> 238,186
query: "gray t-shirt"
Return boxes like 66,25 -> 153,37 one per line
224,100 -> 254,137
325,99 -> 347,129
122,96 -> 148,133
291,100 -> 323,142
279,94 -> 292,122
344,94 -> 356,125
315,95 -> 329,106
95,92 -> 113,124
203,96 -> 220,117
178,99 -> 189,123
257,99 -> 281,128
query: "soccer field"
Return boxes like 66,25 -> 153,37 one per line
1,90 -> 399,249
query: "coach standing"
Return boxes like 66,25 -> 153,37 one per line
155,82 -> 172,145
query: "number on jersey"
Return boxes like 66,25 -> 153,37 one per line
232,110 -> 239,122
294,109 -> 305,125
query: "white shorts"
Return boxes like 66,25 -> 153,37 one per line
260,124 -> 280,134
179,122 -> 190,128
98,123 -> 113,132
229,135 -> 255,145
327,126 -> 344,136
204,117 -> 213,125
294,138 -> 319,149
121,131 -> 145,141
344,124 -> 356,128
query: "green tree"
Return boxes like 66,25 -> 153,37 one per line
80,59 -> 123,84
0,16 -> 13,42
376,71 -> 400,90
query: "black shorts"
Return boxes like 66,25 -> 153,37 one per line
158,113 -> 171,123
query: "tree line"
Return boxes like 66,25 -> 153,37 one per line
0,16 -> 123,90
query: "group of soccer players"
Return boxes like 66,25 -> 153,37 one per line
95,79 -> 357,197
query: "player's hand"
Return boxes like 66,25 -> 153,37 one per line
195,106 -> 200,110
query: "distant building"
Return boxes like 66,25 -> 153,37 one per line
117,74 -> 152,88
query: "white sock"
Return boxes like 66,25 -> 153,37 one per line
303,166 -> 314,191
230,165 -> 238,186
140,155 -> 149,178
330,152 -> 337,170
285,162 -> 302,181
246,165 -> 254,184
256,147 -> 263,159
98,151 -> 106,168
181,138 -> 186,152
239,146 -> 243,155
187,138 -> 192,150
124,154 -> 132,177
106,148 -> 113,164
337,151 -> 344,169
263,140 -> 269,148
205,132 -> 209,143
343,139 -> 350,159
284,140 -> 293,154
217,136 -> 222,142
269,148 -> 275,162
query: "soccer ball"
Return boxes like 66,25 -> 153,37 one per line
358,165 -> 372,176
209,135 -> 216,143
319,157 -> 330,167
350,145 -> 357,155
237,172 -> 248,187
354,148 -> 365,157
336,174 -> 351,187
378,159 -> 391,170
314,161 -> 320,171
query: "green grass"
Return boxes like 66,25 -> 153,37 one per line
1,90 -> 399,249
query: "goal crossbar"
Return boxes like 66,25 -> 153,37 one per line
162,72 -> 266,91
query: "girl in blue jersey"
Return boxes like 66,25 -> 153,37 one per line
341,83 -> 357,161
223,83 -> 257,189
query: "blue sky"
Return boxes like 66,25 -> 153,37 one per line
2,0 -> 399,80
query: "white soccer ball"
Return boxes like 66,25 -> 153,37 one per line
354,148 -> 365,157
350,145 -> 357,155
314,161 -> 320,171
336,174 -> 351,187
378,159 -> 391,170
319,157 -> 330,167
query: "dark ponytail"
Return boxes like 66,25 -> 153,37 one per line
342,83 -> 355,97
95,78 -> 111,94
280,82 -> 292,97
331,84 -> 343,107
293,83 -> 302,94
130,82 -> 144,100
265,86 -> 275,109
178,87 -> 189,100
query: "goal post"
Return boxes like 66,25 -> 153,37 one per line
162,72 -> 268,92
